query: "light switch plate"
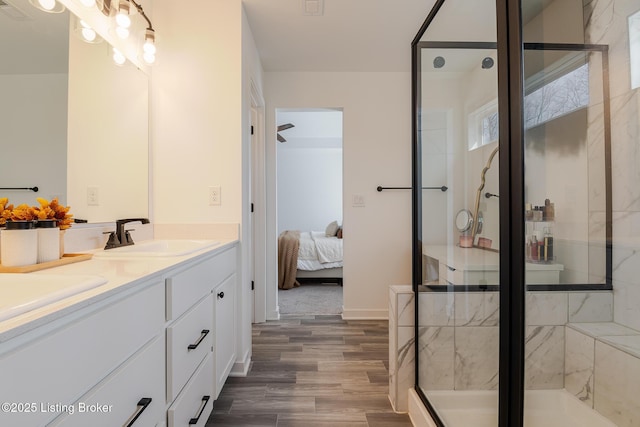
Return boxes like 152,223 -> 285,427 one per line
352,194 -> 365,207
87,187 -> 99,206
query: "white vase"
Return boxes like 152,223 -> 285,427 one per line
1,221 -> 37,267
37,220 -> 60,263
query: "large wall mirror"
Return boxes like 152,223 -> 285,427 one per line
0,0 -> 148,223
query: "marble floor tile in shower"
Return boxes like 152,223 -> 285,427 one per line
206,315 -> 412,427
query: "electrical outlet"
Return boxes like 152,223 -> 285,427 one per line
87,187 -> 99,206
209,186 -> 221,206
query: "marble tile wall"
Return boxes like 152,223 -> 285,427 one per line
389,286 -> 614,413
584,0 -> 640,332
594,340 -> 640,427
389,286 -> 415,413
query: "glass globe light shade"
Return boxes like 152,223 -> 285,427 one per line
38,0 -> 56,10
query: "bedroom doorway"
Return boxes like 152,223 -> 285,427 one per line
276,108 -> 344,315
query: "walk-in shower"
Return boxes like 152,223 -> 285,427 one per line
411,0 -> 640,426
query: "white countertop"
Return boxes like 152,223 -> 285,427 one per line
423,244 -> 564,272
0,239 -> 237,343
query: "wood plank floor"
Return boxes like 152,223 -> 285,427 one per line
206,315 -> 413,427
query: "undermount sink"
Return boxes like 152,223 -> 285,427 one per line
0,274 -> 108,322
93,239 -> 221,258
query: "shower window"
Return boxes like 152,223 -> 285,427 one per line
468,99 -> 499,150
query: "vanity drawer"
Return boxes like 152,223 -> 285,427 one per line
167,354 -> 214,427
441,262 -> 464,285
0,282 -> 164,427
167,293 -> 214,402
50,334 -> 165,427
166,247 -> 236,321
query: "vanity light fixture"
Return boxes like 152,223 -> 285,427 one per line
142,28 -> 156,64
81,0 -> 157,66
114,0 -> 131,38
28,0 -> 65,13
130,0 -> 156,64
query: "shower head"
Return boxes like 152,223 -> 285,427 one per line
482,57 -> 494,69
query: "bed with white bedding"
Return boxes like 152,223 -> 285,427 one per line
296,231 -> 343,284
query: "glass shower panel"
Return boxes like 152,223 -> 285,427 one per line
416,1 -> 499,425
523,48 -> 608,287
522,0 -> 638,426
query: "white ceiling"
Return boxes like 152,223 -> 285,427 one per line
242,0 -> 437,72
242,0 -> 557,73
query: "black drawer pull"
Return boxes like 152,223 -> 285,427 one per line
189,395 -> 210,425
217,291 -> 224,299
187,329 -> 210,351
125,397 -> 152,427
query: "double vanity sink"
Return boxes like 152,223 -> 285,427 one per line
0,239 -> 221,324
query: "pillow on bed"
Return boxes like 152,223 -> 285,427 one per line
325,221 -> 339,236
337,227 -> 343,239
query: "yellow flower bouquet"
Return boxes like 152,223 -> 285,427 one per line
0,198 -> 13,226
33,198 -> 73,230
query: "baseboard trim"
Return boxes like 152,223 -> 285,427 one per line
409,389 -> 437,427
229,351 -> 251,377
341,308 -> 388,320
267,307 -> 280,321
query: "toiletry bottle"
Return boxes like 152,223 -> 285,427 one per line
531,235 -> 538,261
544,228 -> 553,262
538,236 -> 545,261
526,235 -> 531,261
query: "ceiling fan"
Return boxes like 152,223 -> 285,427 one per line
277,123 -> 295,142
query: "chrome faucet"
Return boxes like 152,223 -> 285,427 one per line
104,218 -> 150,250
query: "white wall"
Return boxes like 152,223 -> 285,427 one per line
265,72 -> 412,319
0,74 -> 67,206
277,143 -> 343,233
152,0 -> 242,224
151,0 -> 264,375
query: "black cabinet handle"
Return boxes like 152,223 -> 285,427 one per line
187,329 -> 210,351
125,397 -> 152,427
189,395 -> 210,425
217,291 -> 224,299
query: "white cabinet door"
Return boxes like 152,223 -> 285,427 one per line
50,334 -> 165,427
214,274 -> 236,398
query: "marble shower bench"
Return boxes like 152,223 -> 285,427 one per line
565,322 -> 640,426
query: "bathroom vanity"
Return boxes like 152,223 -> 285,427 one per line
423,245 -> 564,286
0,239 -> 238,427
